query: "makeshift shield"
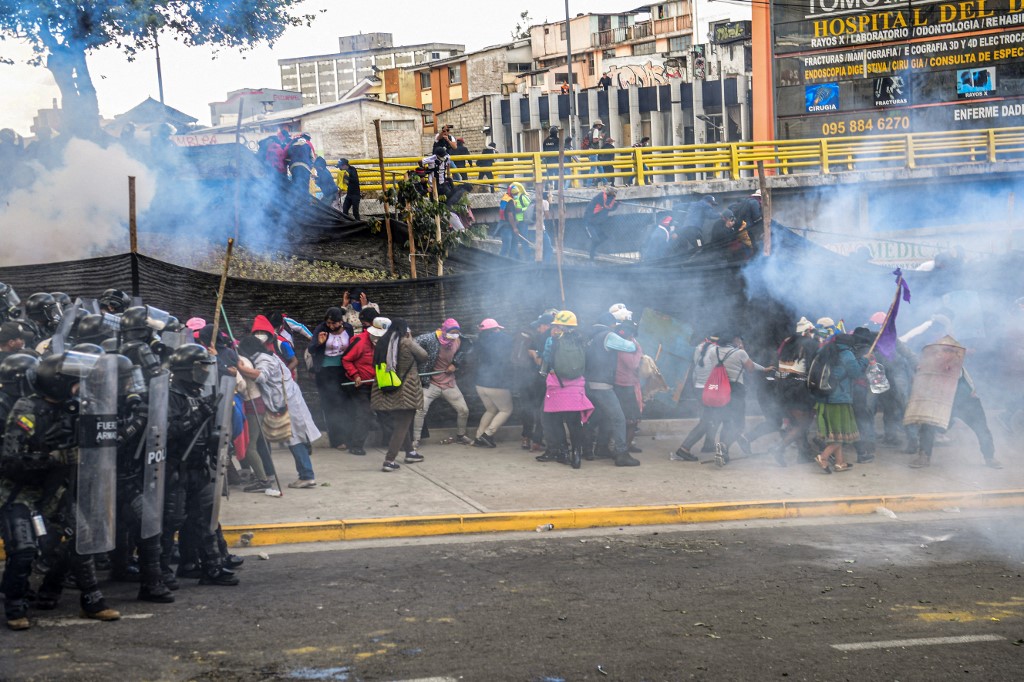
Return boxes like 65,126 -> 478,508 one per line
903,335 -> 966,429
76,353 -> 119,554
140,371 -> 169,539
208,375 -> 236,533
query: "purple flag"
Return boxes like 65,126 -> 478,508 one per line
875,268 -> 911,359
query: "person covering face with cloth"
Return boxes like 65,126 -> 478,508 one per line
370,319 -> 428,472
413,319 -> 472,448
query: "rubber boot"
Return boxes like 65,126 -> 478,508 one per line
570,445 -> 582,470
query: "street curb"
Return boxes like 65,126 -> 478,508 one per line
222,489 -> 1024,548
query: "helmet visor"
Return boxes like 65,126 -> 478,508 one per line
145,306 -> 171,331
124,367 -> 146,395
193,358 -> 216,386
2,287 -> 20,309
60,350 -> 102,378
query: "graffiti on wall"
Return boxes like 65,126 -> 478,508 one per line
605,59 -> 684,88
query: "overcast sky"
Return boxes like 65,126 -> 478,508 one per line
1,0 -> 635,136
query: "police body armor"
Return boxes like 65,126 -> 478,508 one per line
76,354 -> 119,554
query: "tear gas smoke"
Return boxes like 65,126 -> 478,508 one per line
0,139 -> 155,266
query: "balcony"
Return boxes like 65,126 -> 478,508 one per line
593,16 -> 690,47
653,15 -> 693,36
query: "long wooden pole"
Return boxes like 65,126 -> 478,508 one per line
556,135 -> 567,304
431,176 -> 444,277
406,201 -> 418,279
758,160 -> 772,256
128,176 -> 140,299
374,119 -> 396,276
209,238 -> 234,347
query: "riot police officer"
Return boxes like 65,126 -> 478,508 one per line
22,292 -> 62,345
0,353 -> 38,428
161,345 -> 238,587
0,282 -> 20,323
120,306 -> 172,380
1,351 -> 121,630
99,288 -> 131,315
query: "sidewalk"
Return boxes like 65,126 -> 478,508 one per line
220,418 -> 1024,547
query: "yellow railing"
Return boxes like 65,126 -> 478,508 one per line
329,127 -> 1024,194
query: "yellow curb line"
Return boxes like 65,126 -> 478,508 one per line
220,489 -> 1024,548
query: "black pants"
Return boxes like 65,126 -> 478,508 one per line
342,194 -> 361,220
918,393 -> 995,460
316,366 -> 348,448
587,217 -> 611,259
343,385 -> 373,449
517,376 -> 546,444
542,411 -> 584,452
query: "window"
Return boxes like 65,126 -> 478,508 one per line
422,103 -> 434,125
588,53 -> 595,76
560,22 -> 567,40
419,71 -> 431,90
633,41 -> 656,56
448,66 -> 462,85
450,98 -> 463,108
431,52 -> 441,59
507,62 -> 532,73
381,119 -> 415,131
668,35 -> 691,52
554,72 -> 578,84
386,92 -> 398,104
603,49 -> 615,59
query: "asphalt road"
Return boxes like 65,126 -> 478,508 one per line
3,512 -> 1024,681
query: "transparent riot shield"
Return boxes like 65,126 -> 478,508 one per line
50,301 -> 80,355
208,375 -> 236,533
140,371 -> 169,539
76,354 -> 119,554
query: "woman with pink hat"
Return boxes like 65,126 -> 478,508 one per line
472,318 -> 513,448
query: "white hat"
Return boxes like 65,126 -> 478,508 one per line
368,317 -> 391,337
795,316 -> 815,334
816,317 -> 836,328
609,303 -> 632,321
751,188 -> 762,197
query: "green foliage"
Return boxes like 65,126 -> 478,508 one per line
376,179 -> 483,265
194,249 -> 391,283
511,10 -> 532,41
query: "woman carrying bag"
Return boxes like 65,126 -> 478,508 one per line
237,334 -> 322,488
370,319 -> 428,472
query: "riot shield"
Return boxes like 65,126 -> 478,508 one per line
76,353 -> 119,554
208,374 -> 236,533
50,301 -> 80,355
140,371 -> 169,539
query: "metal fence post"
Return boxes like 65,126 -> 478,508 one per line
729,143 -> 740,180
988,129 -> 998,163
533,152 -> 544,186
819,139 -> 830,175
633,147 -> 646,186
905,134 -> 916,170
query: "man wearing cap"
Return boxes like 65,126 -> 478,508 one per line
679,195 -> 718,249
499,183 -> 531,260
414,319 -> 472,447
472,319 -> 513,448
729,191 -> 764,243
337,159 -> 361,220
477,142 -> 497,192
0,322 -> 26,361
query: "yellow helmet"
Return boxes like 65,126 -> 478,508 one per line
553,310 -> 578,327
509,182 -> 525,196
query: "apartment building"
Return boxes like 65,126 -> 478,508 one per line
278,32 -> 464,106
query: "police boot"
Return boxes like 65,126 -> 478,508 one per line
614,449 -> 641,467
199,563 -> 239,586
176,562 -> 202,579
6,615 -> 30,631
79,590 -> 121,621
138,582 -> 175,603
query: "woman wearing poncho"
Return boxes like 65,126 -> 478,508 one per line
813,334 -> 868,473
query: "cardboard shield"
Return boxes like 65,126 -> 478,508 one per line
140,371 -> 169,539
903,335 -> 965,429
76,353 -> 119,554
208,375 -> 236,533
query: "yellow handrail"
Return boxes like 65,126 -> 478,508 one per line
308,127 -> 1024,194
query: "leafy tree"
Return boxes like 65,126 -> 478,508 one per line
510,10 -> 532,41
0,1 -> 316,139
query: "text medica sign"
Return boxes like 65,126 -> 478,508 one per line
771,0 -> 1024,139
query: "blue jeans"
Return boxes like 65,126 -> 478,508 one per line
498,226 -> 522,259
289,441 -> 315,480
585,386 -> 627,454
527,230 -> 554,263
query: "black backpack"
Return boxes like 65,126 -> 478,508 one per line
806,345 -> 838,398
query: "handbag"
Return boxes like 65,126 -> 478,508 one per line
261,374 -> 292,443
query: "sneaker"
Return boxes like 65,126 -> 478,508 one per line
287,479 -> 317,489
535,451 -> 560,462
6,616 -> 30,631
521,437 -> 531,450
627,444 -> 643,454
243,481 -> 269,493
404,451 -> 424,463
382,460 -> 401,472
481,434 -> 497,448
473,437 -> 490,448
455,434 -> 474,445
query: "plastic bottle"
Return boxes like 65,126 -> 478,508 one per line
867,360 -> 890,394
535,523 -> 554,532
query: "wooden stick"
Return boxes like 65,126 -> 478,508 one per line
556,139 -> 567,305
129,176 -> 138,254
374,119 -> 396,276
406,201 -> 418,279
758,160 -> 771,256
431,176 -> 444,277
209,238 -> 234,346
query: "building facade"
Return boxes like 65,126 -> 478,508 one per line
278,32 -> 464,106
209,88 -> 303,127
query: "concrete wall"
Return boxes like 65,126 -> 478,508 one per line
466,49 -> 508,100
437,98 -> 489,153
302,101 -> 421,159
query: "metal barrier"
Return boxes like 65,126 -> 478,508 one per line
328,127 -> 1024,193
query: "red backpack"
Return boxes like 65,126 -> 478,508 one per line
702,348 -> 736,407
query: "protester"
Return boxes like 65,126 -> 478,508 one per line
336,159 -> 361,220
413,319 -> 472,448
370,318 -> 428,471
585,185 -> 618,260
811,333 -> 867,473
537,310 -> 593,468
307,307 -> 353,450
313,157 -> 339,206
472,318 -> 513,448
341,315 -> 385,456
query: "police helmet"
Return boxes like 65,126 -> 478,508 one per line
49,292 -> 72,311
71,342 -> 106,356
99,288 -> 131,314
1,282 -> 22,311
33,352 -> 94,402
25,292 -> 61,327
115,354 -> 146,396
75,314 -> 114,345
0,353 -> 40,398
167,344 -> 216,387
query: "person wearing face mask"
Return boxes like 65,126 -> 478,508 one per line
307,307 -> 354,451
341,288 -> 380,335
413,319 -> 472,448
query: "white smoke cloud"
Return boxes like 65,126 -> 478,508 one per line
0,139 -> 156,266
